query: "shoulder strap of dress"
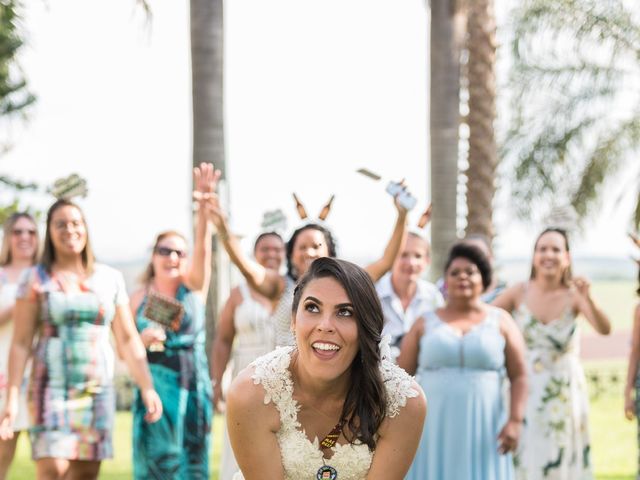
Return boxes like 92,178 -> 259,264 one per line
380,360 -> 419,418
238,282 -> 250,301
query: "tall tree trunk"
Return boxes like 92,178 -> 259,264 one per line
190,0 -> 226,355
465,0 -> 497,240
429,0 -> 465,280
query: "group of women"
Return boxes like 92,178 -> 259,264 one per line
0,159 -> 635,480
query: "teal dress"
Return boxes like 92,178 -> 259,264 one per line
406,307 -> 513,480
132,284 -> 212,480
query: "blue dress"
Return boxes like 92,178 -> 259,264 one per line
132,284 -> 212,480
405,307 -> 513,480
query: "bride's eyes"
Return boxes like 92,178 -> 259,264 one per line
304,302 -> 320,313
337,307 -> 354,317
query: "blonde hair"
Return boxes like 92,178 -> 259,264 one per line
529,227 -> 573,287
139,230 -> 187,285
41,200 -> 95,274
0,212 -> 39,266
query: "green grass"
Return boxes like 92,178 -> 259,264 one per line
7,413 -> 225,479
6,390 -> 639,479
589,281 -> 638,332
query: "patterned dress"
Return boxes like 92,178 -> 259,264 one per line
132,284 -> 212,480
232,346 -> 419,480
17,264 -> 128,460
512,299 -> 592,480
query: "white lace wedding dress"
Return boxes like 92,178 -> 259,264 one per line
232,346 -> 418,480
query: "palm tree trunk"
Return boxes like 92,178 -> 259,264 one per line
190,0 -> 226,354
429,0 -> 465,279
465,0 -> 497,240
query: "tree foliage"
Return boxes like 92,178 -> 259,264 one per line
503,0 -> 640,228
0,0 -> 35,117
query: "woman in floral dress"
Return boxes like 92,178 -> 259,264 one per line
493,227 -> 611,480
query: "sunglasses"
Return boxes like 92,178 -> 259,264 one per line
154,246 -> 187,258
12,229 -> 37,237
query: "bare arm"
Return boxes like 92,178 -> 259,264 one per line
211,287 -> 240,411
0,304 -> 13,326
112,304 -> 162,423
491,283 -> 521,312
203,193 -> 284,300
0,295 -> 38,439
185,163 -> 217,293
497,310 -> 528,454
572,277 -> 611,335
625,303 -> 640,419
366,381 -> 426,479
226,368 -> 284,479
364,200 -> 408,283
397,317 -> 425,376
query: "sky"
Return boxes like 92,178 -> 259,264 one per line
2,0 -> 638,271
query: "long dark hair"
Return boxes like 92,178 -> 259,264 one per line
286,223 -> 337,280
41,199 -> 95,274
292,257 -> 386,450
530,227 -> 573,287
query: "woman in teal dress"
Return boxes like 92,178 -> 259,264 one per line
0,199 -> 162,480
130,163 -> 218,480
399,243 -> 528,480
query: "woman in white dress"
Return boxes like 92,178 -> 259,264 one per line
211,231 -> 285,480
226,257 -> 426,480
493,227 -> 611,480
0,212 -> 39,480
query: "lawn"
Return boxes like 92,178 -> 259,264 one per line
5,386 -> 638,479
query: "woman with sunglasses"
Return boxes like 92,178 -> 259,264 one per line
0,200 -> 162,480
0,213 -> 39,479
130,163 -> 219,479
493,227 -> 611,480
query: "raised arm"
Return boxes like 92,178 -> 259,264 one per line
201,169 -> 284,300
226,369 -> 284,479
0,289 -> 38,440
625,304 -> 640,419
497,310 -> 528,454
364,197 -> 408,283
185,163 -> 219,293
366,381 -> 426,479
572,276 -> 611,335
210,287 -> 240,412
397,317 -> 425,376
112,304 -> 162,423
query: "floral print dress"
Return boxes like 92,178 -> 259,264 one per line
512,297 -> 592,480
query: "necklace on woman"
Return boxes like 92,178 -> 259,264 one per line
316,420 -> 343,479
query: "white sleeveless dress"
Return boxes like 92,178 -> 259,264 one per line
220,283 -> 276,480
232,346 -> 419,480
0,278 -> 30,431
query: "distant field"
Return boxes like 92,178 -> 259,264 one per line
589,281 -> 638,332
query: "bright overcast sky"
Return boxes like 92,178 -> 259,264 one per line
2,0 -> 637,267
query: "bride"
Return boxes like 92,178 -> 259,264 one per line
226,257 -> 426,480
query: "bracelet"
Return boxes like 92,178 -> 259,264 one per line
509,416 -> 524,424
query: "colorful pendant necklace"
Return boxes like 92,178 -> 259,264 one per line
316,421 -> 343,479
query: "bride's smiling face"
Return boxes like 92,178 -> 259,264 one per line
292,277 -> 359,384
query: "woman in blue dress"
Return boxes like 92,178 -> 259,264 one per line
399,243 -> 528,480
130,163 -> 218,479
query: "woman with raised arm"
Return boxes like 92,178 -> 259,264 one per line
0,199 -> 162,480
493,227 -> 611,480
211,231 -> 285,480
204,179 -> 408,348
226,257 -> 426,480
399,243 -> 527,480
130,163 -> 218,480
0,213 -> 39,480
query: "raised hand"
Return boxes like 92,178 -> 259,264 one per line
0,396 -> 17,440
572,276 -> 591,300
193,162 -> 222,202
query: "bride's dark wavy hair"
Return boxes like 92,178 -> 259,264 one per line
291,257 -> 386,450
